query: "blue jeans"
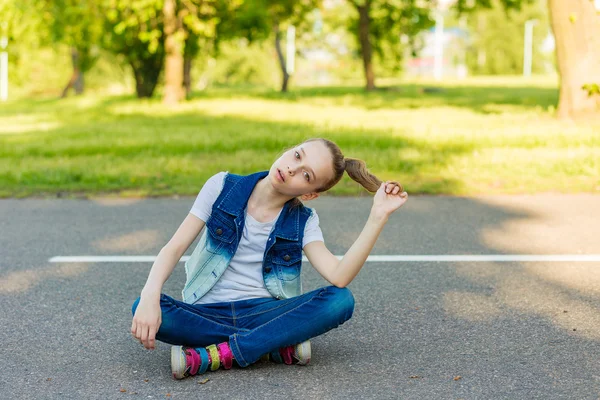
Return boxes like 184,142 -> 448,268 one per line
131,285 -> 355,367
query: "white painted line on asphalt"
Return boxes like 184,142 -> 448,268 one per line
364,255 -> 600,262
49,256 -> 160,263
48,255 -> 600,263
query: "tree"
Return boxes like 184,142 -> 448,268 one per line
162,0 -> 184,104
462,0 -> 550,75
458,0 -> 600,119
0,0 -> 48,88
269,0 -> 320,92
547,0 -> 599,118
163,0 -> 218,105
217,0 -> 319,92
41,0 -> 104,97
347,0 -> 434,91
102,0 -> 165,98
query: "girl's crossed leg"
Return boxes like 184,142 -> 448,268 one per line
131,285 -> 355,368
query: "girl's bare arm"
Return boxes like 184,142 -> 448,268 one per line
304,212 -> 388,288
140,213 -> 206,299
131,213 -> 205,350
305,181 -> 407,288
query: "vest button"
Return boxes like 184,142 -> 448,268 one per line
265,266 -> 272,273
216,228 -> 223,235
283,255 -> 291,261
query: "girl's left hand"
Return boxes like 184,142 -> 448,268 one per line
372,181 -> 408,217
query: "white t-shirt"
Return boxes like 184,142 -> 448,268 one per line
189,171 -> 324,304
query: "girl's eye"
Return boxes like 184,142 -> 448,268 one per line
295,151 -> 310,182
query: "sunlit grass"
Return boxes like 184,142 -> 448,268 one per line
1,76 -> 599,198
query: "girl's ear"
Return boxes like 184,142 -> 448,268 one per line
300,192 -> 319,201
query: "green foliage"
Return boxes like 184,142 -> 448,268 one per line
347,0 -> 435,75
293,1 -> 415,82
214,0 -> 270,45
0,0 -> 49,77
368,0 -> 434,71
180,0 -> 218,38
99,0 -> 220,96
455,0 -> 535,12
270,0 -> 320,25
295,4 -> 365,81
102,0 -> 164,55
196,40 -> 279,87
211,0 -> 320,92
101,0 -> 166,97
1,0 -> 561,98
214,0 -> 319,48
5,43 -> 133,98
178,0 -> 219,60
6,47 -> 71,97
582,83 -> 600,97
0,0 -> 45,46
40,0 -> 104,73
461,0 -> 551,75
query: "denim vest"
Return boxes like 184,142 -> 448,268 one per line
182,170 -> 313,304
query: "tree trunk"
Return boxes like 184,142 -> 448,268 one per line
183,55 -> 192,98
61,47 -> 84,98
357,3 -> 375,91
548,0 -> 600,119
163,0 -> 184,105
274,23 -> 290,93
130,58 -> 163,98
184,32 -> 201,97
73,72 -> 84,95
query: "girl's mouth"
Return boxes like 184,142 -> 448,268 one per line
277,169 -> 285,182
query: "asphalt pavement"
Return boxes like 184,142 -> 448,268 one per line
1,194 -> 599,399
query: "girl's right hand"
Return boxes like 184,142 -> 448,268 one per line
372,181 -> 408,218
131,297 -> 162,350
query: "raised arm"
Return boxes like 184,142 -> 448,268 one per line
304,181 -> 407,288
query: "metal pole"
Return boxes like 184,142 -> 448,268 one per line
523,19 -> 537,77
433,10 -> 444,81
286,25 -> 296,75
0,36 -> 7,101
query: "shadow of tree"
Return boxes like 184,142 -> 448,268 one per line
298,193 -> 600,396
0,183 -> 598,397
0,96 -> 473,197
189,83 -> 559,115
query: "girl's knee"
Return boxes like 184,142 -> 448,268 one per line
332,286 -> 355,307
324,286 -> 355,320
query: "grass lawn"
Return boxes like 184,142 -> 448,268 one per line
1,76 -> 599,198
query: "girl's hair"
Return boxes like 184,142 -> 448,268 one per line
279,138 -> 403,209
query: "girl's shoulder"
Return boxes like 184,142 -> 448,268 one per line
204,171 -> 228,189
305,205 -> 317,218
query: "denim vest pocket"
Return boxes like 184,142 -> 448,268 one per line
206,213 -> 236,254
272,245 -> 302,281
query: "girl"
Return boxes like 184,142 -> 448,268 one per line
131,137 -> 408,379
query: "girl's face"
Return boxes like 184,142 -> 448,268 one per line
269,141 -> 333,197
